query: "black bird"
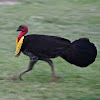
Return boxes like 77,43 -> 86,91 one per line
15,25 -> 97,80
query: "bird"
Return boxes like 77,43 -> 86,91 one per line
15,25 -> 97,81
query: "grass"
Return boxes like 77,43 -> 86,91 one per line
0,0 -> 100,100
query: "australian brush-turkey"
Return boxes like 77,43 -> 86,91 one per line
15,25 -> 97,80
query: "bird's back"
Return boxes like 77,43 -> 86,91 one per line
21,34 -> 71,58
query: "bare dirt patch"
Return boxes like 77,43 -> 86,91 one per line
0,0 -> 20,5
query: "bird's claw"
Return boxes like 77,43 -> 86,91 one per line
50,75 -> 61,82
18,74 -> 23,80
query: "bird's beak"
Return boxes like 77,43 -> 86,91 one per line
17,28 -> 21,31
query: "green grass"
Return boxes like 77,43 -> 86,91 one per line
0,0 -> 100,100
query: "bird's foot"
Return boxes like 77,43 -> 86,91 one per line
54,75 -> 61,78
18,74 -> 23,80
50,74 -> 61,82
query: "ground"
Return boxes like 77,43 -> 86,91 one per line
0,0 -> 100,100
0,0 -> 19,5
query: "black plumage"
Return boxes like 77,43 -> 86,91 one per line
16,25 -> 97,81
21,34 -> 71,58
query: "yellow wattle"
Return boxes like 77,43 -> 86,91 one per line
15,36 -> 24,57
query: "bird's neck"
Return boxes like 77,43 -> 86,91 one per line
17,31 -> 27,42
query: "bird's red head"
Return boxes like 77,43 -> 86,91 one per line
17,25 -> 28,42
17,25 -> 28,33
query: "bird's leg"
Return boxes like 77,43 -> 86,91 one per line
18,56 -> 38,80
43,59 -> 60,81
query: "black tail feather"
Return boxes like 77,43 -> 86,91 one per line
61,38 -> 97,67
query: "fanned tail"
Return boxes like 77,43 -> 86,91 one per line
61,38 -> 97,67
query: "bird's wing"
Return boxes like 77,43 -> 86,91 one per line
21,34 -> 70,58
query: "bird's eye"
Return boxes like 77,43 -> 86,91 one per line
21,27 -> 24,29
